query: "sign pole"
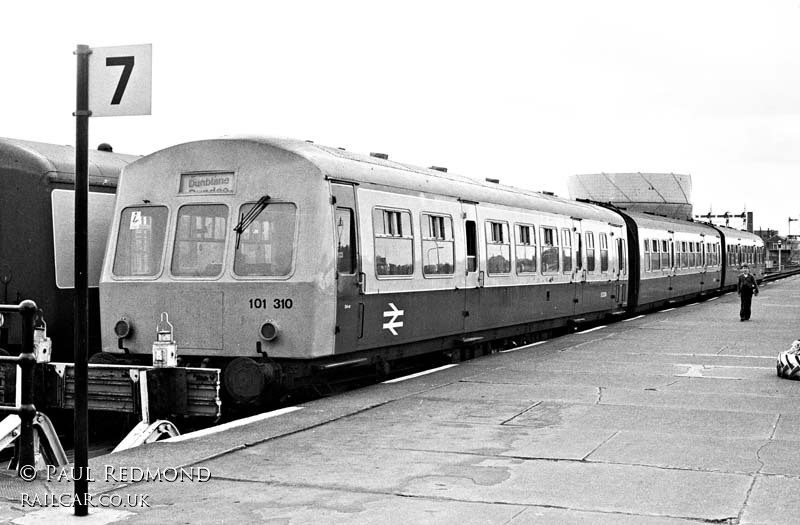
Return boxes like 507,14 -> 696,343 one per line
73,43 -> 91,517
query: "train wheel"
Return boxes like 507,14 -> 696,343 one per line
223,357 -> 276,406
777,348 -> 800,380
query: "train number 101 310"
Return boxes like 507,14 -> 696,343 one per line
249,298 -> 294,309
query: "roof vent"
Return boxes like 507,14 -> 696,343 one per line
370,152 -> 389,160
97,143 -> 113,152
429,166 -> 448,173
485,178 -> 499,184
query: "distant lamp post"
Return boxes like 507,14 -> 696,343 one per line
778,240 -> 783,272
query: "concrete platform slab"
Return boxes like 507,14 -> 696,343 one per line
740,475 -> 800,525
587,430 -> 765,473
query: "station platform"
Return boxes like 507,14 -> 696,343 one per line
4,276 -> 800,524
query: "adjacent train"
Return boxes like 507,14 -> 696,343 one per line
97,136 -> 765,408
0,138 -> 138,359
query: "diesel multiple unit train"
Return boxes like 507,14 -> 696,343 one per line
0,138 -> 138,359
94,136 -> 765,408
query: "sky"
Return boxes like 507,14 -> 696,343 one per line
3,1 -> 800,234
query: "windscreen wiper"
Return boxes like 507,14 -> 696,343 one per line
234,195 -> 270,249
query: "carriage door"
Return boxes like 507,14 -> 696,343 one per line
616,234 -> 628,309
611,225 -> 627,311
461,200 -> 483,334
331,183 -> 362,354
572,219 -> 586,314
699,235 -> 707,292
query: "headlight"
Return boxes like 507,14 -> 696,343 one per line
260,321 -> 278,342
114,317 -> 132,339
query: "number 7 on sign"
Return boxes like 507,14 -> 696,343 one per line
106,56 -> 134,105
88,44 -> 151,117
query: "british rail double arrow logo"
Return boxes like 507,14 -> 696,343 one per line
382,303 -> 404,336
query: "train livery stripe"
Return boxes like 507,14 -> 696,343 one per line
383,364 -> 458,383
163,406 -> 304,443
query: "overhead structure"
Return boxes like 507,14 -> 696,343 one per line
567,172 -> 692,220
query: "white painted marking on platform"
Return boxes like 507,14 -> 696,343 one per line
686,302 -> 699,306
655,353 -> 775,359
661,308 -> 676,312
676,364 -> 705,377
164,406 -> 303,443
500,340 -> 548,353
707,297 -> 718,301
383,364 -> 458,383
674,362 -> 774,379
576,325 -> 606,334
623,315 -> 646,322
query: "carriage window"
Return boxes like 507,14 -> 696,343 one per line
561,229 -> 572,273
233,202 -> 297,277
113,206 -> 169,277
586,232 -> 596,272
422,213 -> 454,276
681,241 -> 688,268
541,226 -> 559,273
486,221 -> 510,274
374,208 -> 413,276
661,240 -> 670,268
171,204 -> 228,277
599,233 -> 609,272
516,224 -> 537,274
643,238 -> 650,272
651,239 -> 661,270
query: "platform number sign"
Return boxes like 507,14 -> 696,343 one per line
88,44 -> 152,117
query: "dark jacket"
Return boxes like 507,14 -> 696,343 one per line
737,273 -> 759,296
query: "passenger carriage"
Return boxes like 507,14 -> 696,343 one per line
714,225 -> 765,288
624,212 -> 722,311
0,138 -> 137,358
100,136 -> 631,406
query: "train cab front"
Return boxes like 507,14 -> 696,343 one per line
98,139 -> 337,411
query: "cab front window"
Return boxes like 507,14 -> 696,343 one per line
113,206 -> 169,277
233,202 -> 296,276
171,204 -> 228,277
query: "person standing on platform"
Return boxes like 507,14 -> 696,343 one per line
737,264 -> 759,321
